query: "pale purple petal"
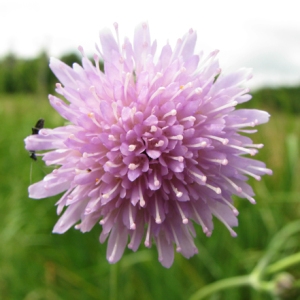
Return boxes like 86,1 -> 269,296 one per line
25,23 -> 272,268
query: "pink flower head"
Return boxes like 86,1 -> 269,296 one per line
25,23 -> 272,268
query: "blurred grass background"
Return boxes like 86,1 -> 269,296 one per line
0,53 -> 300,300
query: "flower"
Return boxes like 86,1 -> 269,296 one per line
25,22 -> 272,268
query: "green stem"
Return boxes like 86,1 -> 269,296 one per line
252,220 -> 300,277
110,263 -> 119,300
266,252 -> 300,274
189,275 -> 250,300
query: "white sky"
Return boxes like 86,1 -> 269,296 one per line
1,0 -> 300,89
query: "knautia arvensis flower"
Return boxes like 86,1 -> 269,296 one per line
25,23 -> 272,267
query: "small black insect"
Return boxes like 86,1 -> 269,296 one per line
29,119 -> 44,160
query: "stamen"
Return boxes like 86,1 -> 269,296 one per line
102,181 -> 121,199
74,168 -> 92,175
204,157 -> 228,165
155,140 -> 164,147
55,83 -> 64,94
210,101 -> 238,114
221,175 -> 242,193
170,67 -> 186,83
130,107 -> 136,123
149,87 -> 165,104
111,102 -> 119,121
180,116 -> 196,123
170,182 -> 183,198
89,85 -> 100,100
169,135 -> 183,140
88,111 -> 101,127
176,202 -> 188,224
221,196 -> 239,216
75,223 -> 81,230
108,233 -> 119,263
240,191 -> 256,204
163,109 -> 177,119
186,87 -> 202,100
154,172 -> 160,187
129,205 -> 136,230
113,22 -> 120,49
155,197 -> 162,224
199,49 -> 219,68
210,207 -> 237,237
99,211 -> 112,225
227,144 -> 257,156
124,72 -> 131,101
229,119 -> 258,128
191,203 -> 210,236
139,182 -> 145,207
237,129 -> 257,134
105,161 -> 123,168
248,165 -> 273,175
204,135 -> 228,145
66,134 -> 83,144
185,140 -> 207,148
128,144 -> 136,151
150,125 -> 157,132
188,169 -> 207,182
144,217 -> 151,247
149,72 -> 163,90
205,183 -> 221,194
170,224 -> 181,252
236,167 -> 261,181
128,163 -> 140,170
244,143 -> 264,149
108,134 -> 117,141
169,156 -> 184,162
128,228 -> 137,249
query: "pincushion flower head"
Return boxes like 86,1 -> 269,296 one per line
25,23 -> 272,268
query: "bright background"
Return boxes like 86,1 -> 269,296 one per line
1,0 -> 300,89
0,1 -> 300,299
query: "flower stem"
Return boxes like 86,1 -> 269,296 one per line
266,252 -> 300,274
110,263 -> 119,300
189,275 -> 250,300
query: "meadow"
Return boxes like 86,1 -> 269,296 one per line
0,92 -> 299,300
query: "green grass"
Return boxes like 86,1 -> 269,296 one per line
0,94 -> 299,300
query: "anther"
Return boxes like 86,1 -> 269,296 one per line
176,202 -> 189,224
169,156 -> 184,162
75,224 -> 81,230
155,140 -> 164,147
163,109 -> 177,119
150,125 -> 157,132
205,135 -> 228,145
149,87 -> 165,103
108,134 -> 117,141
206,183 -> 221,194
180,116 -> 196,123
128,144 -> 136,151
169,135 -> 183,140
128,163 -> 139,170
155,198 -> 162,224
171,183 -> 183,198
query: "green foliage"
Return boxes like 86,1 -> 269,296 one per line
244,86 -> 300,114
0,52 -> 103,95
0,89 -> 299,299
